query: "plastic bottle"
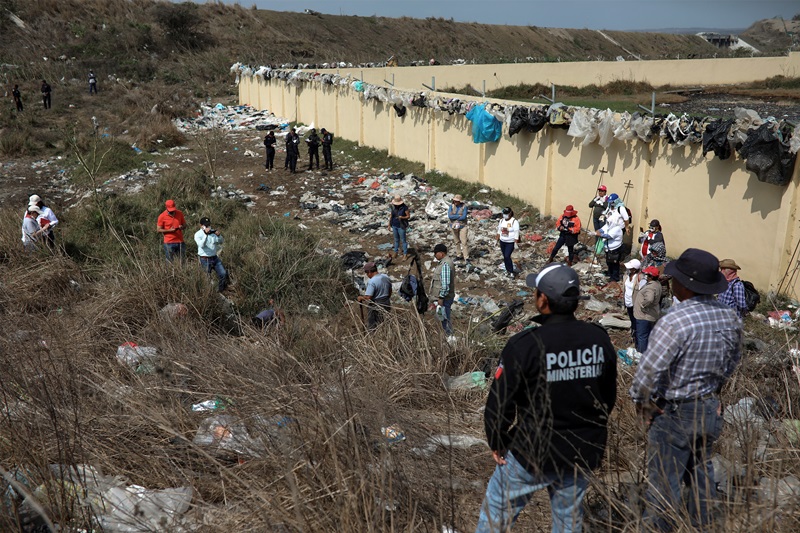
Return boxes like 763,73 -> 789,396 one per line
435,304 -> 446,321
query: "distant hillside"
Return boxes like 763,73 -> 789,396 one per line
0,0 -> 742,93
741,17 -> 800,54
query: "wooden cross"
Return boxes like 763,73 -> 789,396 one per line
622,180 -> 634,203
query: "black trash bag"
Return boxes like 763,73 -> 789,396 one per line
411,94 -> 427,107
737,123 -> 797,186
341,251 -> 367,270
527,108 -> 548,133
394,103 -> 406,117
509,107 -> 529,137
702,119 -> 734,160
408,254 -> 429,315
491,299 -> 525,334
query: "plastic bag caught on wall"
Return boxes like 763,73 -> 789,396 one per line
568,108 -> 598,146
737,123 -> 797,186
597,109 -> 615,149
465,104 -> 502,143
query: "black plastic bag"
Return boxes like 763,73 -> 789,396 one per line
702,119 -> 734,160
737,123 -> 796,186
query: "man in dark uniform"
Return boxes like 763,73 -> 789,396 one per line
321,128 -> 334,170
306,128 -> 320,170
287,128 -> 300,173
476,263 -> 617,533
263,131 -> 276,171
41,80 -> 51,109
12,84 -> 23,112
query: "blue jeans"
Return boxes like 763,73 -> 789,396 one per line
440,297 -> 453,335
163,242 -> 185,262
499,241 -> 515,274
635,319 -> 655,353
392,226 -> 408,255
476,452 -> 589,533
644,398 -> 723,532
199,256 -> 228,292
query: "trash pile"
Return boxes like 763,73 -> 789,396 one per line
174,102 -> 287,133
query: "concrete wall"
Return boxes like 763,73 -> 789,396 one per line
322,52 -> 800,92
240,64 -> 800,298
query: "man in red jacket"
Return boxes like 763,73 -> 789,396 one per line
476,264 -> 617,533
156,199 -> 187,262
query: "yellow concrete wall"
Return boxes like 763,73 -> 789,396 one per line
325,52 -> 800,92
239,69 -> 800,298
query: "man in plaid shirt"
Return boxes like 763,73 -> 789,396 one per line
630,248 -> 742,532
717,258 -> 748,318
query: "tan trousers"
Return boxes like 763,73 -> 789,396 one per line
452,226 -> 469,260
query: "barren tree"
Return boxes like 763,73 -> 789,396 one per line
65,117 -> 113,230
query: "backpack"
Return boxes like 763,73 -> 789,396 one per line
399,274 -> 417,302
741,280 -> 760,312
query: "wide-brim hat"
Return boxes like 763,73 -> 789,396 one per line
719,258 -> 741,270
664,248 -> 728,295
391,195 -> 404,205
562,205 -> 577,217
28,194 -> 41,206
452,194 -> 463,203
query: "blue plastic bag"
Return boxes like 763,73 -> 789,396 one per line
465,105 -> 502,144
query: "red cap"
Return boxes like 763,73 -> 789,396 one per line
642,266 -> 660,277
165,199 -> 176,210
598,185 -> 607,192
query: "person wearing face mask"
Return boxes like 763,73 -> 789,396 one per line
496,207 -> 520,278
604,193 -> 630,233
448,194 -> 470,264
639,219 -> 666,269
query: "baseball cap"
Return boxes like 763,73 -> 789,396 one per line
642,266 -> 660,277
597,185 -> 607,192
433,243 -> 447,254
363,261 -> 377,273
165,199 -> 177,210
28,205 -> 42,214
200,217 -> 211,226
525,263 -> 587,303
623,258 -> 641,270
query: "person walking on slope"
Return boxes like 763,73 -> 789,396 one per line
156,199 -> 187,262
357,262 -> 392,331
476,263 -> 617,533
41,80 -> 51,109
588,185 -> 608,231
548,205 -> 581,266
195,217 -> 228,292
321,128 -> 334,170
430,243 -> 455,337
88,70 -> 98,94
497,207 -> 520,278
305,128 -> 320,170
388,195 -> 411,259
263,131 -> 276,171
630,248 -> 742,532
448,195 -> 469,264
12,84 -> 23,112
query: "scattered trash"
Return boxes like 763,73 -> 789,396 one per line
446,371 -> 488,391
115,342 -> 158,369
159,303 -> 188,319
191,397 -> 231,412
411,434 -> 488,457
193,414 -> 264,456
599,313 -> 631,329
381,425 -> 406,445
617,347 -> 641,366
585,297 -> 613,313
782,419 -> 800,446
756,475 -> 800,506
307,304 -> 322,313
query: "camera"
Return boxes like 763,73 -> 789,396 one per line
206,228 -> 217,234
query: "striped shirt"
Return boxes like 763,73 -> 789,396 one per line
438,261 -> 451,298
629,295 -> 742,402
718,278 -> 748,318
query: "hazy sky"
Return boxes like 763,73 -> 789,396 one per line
221,0 -> 798,31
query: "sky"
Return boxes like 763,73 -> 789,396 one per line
211,0 -> 799,31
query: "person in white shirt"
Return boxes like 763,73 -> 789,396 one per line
194,217 -> 228,292
28,194 -> 58,249
496,207 -> 520,278
603,193 -> 629,233
596,220 -> 624,282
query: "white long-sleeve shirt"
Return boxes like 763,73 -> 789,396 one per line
195,229 -> 224,257
598,223 -> 623,251
497,217 -> 519,243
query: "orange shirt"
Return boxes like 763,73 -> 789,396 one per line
157,209 -> 186,243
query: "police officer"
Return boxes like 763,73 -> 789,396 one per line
476,263 -> 617,533
306,128 -> 320,170
321,128 -> 334,170
41,80 -> 51,109
287,128 -> 300,173
263,131 -> 276,171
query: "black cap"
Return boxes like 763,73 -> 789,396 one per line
649,219 -> 660,228
433,243 -> 447,254
525,264 -> 587,303
200,217 -> 211,226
